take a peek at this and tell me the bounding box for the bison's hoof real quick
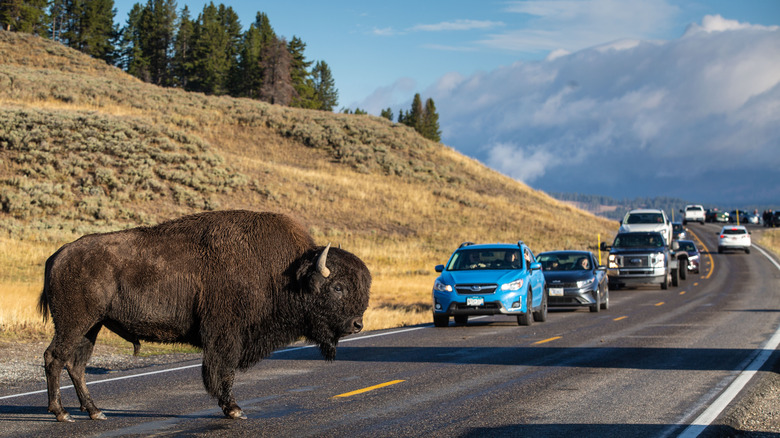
[90,411,107,420]
[56,412,74,423]
[225,408,247,420]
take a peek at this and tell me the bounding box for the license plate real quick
[466,297,484,306]
[549,288,564,297]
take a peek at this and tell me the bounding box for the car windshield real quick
[447,249,523,271]
[687,207,702,212]
[722,228,747,235]
[678,241,697,252]
[538,253,591,271]
[625,213,664,224]
[613,233,665,248]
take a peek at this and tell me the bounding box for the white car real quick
[718,225,751,254]
[619,209,673,247]
[682,205,705,225]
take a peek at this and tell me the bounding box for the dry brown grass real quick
[0,32,617,344]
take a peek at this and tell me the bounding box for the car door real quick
[525,248,545,307]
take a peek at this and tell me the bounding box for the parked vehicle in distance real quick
[432,241,547,327]
[676,240,701,274]
[718,225,751,254]
[706,209,729,223]
[537,250,608,312]
[619,209,673,248]
[681,205,706,225]
[672,222,687,241]
[728,210,750,224]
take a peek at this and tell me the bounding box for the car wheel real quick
[433,314,449,327]
[600,284,609,310]
[533,290,548,322]
[679,263,687,280]
[671,268,679,287]
[718,246,724,254]
[590,287,601,313]
[745,247,751,254]
[661,271,669,290]
[517,290,533,326]
[454,315,468,325]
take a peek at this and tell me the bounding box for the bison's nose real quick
[346,317,363,334]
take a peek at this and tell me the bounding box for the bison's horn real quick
[317,243,331,278]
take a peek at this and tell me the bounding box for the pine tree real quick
[188,3,241,95]
[61,0,118,63]
[232,22,263,98]
[405,93,423,132]
[0,0,48,35]
[288,36,318,109]
[311,60,338,111]
[422,98,441,142]
[141,0,177,86]
[171,5,194,88]
[118,3,150,81]
[49,0,67,41]
[380,108,393,121]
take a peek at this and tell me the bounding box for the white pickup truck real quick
[618,209,673,247]
[681,204,706,225]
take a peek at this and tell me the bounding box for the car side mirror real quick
[672,241,680,251]
[600,242,610,251]
[435,264,444,273]
[530,262,542,271]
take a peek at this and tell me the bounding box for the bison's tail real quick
[38,290,50,323]
[38,254,56,323]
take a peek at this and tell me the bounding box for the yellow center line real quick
[533,336,561,345]
[333,380,405,398]
[655,302,665,306]
[688,228,715,280]
[613,316,628,321]
[679,291,686,295]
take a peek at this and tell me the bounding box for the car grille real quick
[547,281,578,289]
[455,284,498,295]
[617,255,649,268]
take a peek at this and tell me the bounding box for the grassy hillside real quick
[0,31,616,338]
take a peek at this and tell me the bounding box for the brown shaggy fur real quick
[38,210,371,422]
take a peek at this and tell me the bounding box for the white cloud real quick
[427,16,780,203]
[482,0,679,53]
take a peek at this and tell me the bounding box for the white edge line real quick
[0,326,429,401]
[677,243,780,438]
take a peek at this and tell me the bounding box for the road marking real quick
[677,243,780,438]
[613,316,628,321]
[333,380,405,398]
[688,228,714,280]
[533,336,561,345]
[0,326,427,401]
[679,291,686,295]
[655,302,665,306]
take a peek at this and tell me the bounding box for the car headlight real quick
[650,254,665,266]
[689,254,699,261]
[608,254,618,269]
[576,278,595,288]
[501,279,524,291]
[433,279,453,292]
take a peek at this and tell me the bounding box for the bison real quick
[38,210,371,422]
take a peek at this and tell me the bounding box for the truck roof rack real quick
[458,242,475,248]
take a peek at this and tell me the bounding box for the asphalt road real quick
[1,223,779,437]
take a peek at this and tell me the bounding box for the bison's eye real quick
[332,284,344,298]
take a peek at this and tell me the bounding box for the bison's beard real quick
[318,339,338,361]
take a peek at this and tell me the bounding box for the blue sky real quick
[113,1,780,205]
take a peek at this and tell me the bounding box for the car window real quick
[678,242,696,251]
[447,249,522,271]
[625,213,664,224]
[538,253,590,271]
[722,228,747,235]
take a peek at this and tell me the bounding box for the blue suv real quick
[432,242,547,327]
